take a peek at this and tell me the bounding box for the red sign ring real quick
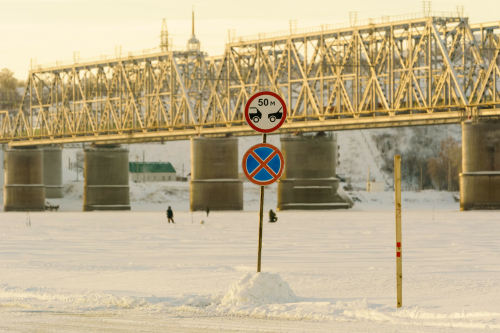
[242,143,285,186]
[244,91,287,134]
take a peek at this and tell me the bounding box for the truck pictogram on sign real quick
[244,91,287,133]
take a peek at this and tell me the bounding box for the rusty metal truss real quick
[2,14,500,146]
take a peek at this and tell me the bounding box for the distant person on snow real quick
[269,209,278,223]
[166,206,175,223]
[206,206,210,217]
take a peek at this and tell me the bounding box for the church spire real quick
[192,7,195,35]
[187,7,200,52]
[160,18,169,52]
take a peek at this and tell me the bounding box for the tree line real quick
[374,126,462,191]
[0,68,25,110]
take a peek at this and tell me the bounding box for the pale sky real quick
[1,0,499,80]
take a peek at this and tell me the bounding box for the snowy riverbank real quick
[4,178,459,213]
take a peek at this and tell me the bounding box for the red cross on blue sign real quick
[242,143,285,186]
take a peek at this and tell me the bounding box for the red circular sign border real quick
[242,143,285,186]
[244,91,288,134]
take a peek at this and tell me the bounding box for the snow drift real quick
[222,272,297,305]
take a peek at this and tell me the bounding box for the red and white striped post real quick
[395,155,402,308]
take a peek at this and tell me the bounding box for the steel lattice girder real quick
[2,16,500,146]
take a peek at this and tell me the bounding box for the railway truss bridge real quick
[1,13,500,147]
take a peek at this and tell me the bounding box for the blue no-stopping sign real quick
[242,143,285,186]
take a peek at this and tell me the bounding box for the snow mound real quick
[222,272,297,305]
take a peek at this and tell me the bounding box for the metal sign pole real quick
[257,133,267,273]
[394,155,402,308]
[243,91,286,274]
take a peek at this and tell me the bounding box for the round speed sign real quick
[244,91,287,134]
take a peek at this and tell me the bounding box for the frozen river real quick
[1,199,499,332]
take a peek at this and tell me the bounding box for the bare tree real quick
[0,68,17,90]
[375,126,461,191]
[75,151,84,181]
[0,68,23,110]
[427,137,461,191]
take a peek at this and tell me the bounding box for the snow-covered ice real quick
[1,129,498,331]
[1,193,499,332]
[222,272,297,305]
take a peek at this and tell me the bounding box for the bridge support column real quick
[460,120,500,210]
[83,145,130,211]
[190,137,243,211]
[277,134,352,210]
[43,146,63,198]
[0,145,4,188]
[3,147,45,212]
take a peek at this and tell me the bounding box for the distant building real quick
[366,181,385,192]
[129,162,176,182]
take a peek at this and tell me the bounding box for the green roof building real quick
[129,162,177,182]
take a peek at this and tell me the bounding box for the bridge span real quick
[1,13,500,146]
[1,12,500,213]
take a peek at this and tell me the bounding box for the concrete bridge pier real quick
[3,147,45,212]
[460,120,500,210]
[83,145,130,211]
[43,146,63,198]
[0,146,4,188]
[277,133,352,210]
[190,137,243,211]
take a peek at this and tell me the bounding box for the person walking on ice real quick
[166,206,175,223]
[206,206,210,217]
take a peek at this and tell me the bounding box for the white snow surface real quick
[3,128,499,332]
[222,272,297,305]
[1,195,500,332]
